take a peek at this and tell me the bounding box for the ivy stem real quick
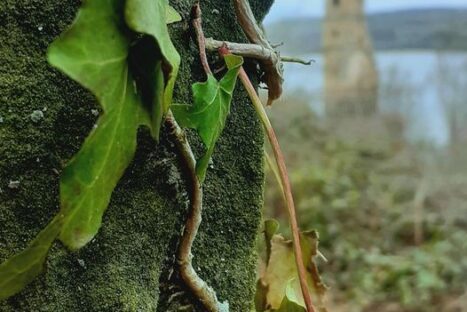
[166,110,225,312]
[218,47,316,312]
[163,5,229,311]
[192,3,213,76]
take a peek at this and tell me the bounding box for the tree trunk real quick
[0,0,272,311]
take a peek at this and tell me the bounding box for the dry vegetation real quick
[261,92,467,311]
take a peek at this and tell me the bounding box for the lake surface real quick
[280,51,467,145]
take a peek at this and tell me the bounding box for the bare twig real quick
[166,110,227,312]
[281,56,315,66]
[205,38,278,64]
[218,46,316,312]
[205,39,313,67]
[271,42,284,48]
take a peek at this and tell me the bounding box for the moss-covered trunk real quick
[0,0,272,310]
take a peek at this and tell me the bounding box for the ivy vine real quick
[0,0,326,311]
[1,0,184,300]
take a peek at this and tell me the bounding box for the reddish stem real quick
[192,3,213,76]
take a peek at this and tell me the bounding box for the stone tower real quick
[323,0,378,117]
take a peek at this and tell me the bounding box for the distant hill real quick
[265,9,467,54]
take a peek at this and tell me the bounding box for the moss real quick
[0,0,273,311]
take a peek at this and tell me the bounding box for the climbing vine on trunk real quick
[0,0,181,300]
[0,1,327,311]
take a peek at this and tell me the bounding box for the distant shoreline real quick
[289,49,467,57]
[266,8,467,54]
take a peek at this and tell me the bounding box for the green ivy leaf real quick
[264,219,280,264]
[262,231,328,311]
[172,54,243,182]
[47,0,179,250]
[166,5,182,24]
[125,0,180,112]
[0,0,180,299]
[274,280,307,312]
[0,216,62,300]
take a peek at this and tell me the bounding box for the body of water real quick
[281,51,467,145]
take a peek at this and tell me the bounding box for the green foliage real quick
[166,5,182,24]
[172,55,243,182]
[275,284,307,312]
[0,0,248,302]
[256,221,327,312]
[265,99,467,310]
[47,0,179,250]
[125,0,180,112]
[345,231,467,307]
[0,217,62,300]
[285,142,454,308]
[0,0,180,299]
[264,219,280,263]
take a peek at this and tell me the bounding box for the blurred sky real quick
[265,0,467,23]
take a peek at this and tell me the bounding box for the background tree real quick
[435,53,467,153]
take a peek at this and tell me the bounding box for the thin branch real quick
[271,42,284,48]
[205,40,314,67]
[166,110,226,312]
[281,56,315,66]
[218,46,316,312]
[205,38,278,64]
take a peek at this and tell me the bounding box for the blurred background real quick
[259,1,467,311]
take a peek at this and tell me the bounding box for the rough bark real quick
[0,0,273,311]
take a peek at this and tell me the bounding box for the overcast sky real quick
[265,0,467,23]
